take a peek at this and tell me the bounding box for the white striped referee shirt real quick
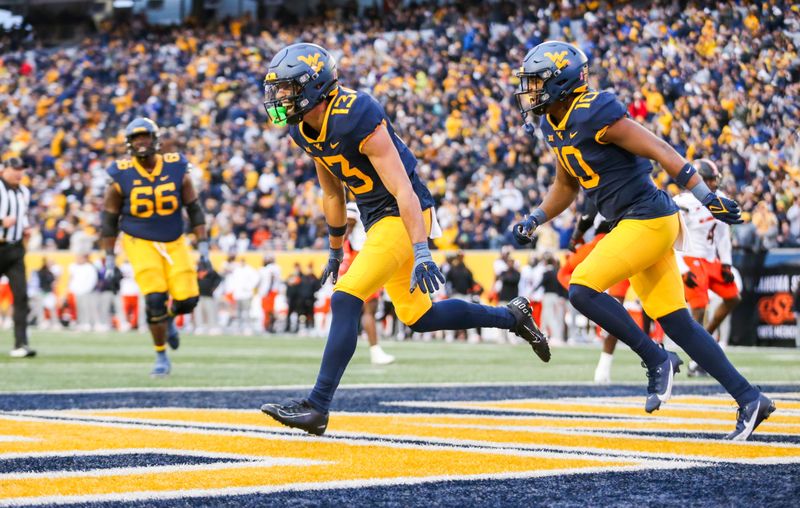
[0,178,30,243]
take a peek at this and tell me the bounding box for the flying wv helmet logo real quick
[297,53,325,73]
[544,51,570,70]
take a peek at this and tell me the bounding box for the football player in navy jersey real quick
[258,43,549,436]
[512,41,773,440]
[101,118,209,378]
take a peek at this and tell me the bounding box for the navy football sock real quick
[658,309,758,406]
[410,299,515,332]
[569,284,666,368]
[308,291,363,413]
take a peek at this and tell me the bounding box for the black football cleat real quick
[724,393,776,441]
[260,399,329,436]
[507,296,550,362]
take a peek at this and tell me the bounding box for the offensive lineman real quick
[101,118,209,377]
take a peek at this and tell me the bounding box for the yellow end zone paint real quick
[2,391,799,504]
[450,400,800,426]
[0,414,631,501]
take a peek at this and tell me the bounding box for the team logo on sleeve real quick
[544,51,570,69]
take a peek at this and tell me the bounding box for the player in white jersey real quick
[674,160,741,375]
[340,202,395,365]
[257,254,283,333]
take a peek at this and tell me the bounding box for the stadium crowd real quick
[0,0,797,257]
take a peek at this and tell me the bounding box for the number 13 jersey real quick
[288,86,434,231]
[107,153,188,242]
[539,90,677,224]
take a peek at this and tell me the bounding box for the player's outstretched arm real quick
[600,117,689,182]
[363,124,443,293]
[600,118,742,224]
[315,160,347,284]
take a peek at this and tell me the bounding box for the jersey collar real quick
[133,154,163,182]
[546,91,587,131]
[298,87,340,144]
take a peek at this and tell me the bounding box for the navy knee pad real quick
[170,296,199,316]
[145,292,169,324]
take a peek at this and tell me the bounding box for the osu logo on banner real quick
[758,292,795,325]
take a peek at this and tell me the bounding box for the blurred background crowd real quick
[0,0,797,256]
[0,0,797,337]
[14,248,593,346]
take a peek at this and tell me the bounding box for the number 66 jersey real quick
[106,153,189,242]
[539,90,677,224]
[288,86,434,231]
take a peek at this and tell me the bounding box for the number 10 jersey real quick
[539,90,677,224]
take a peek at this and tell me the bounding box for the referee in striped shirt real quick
[0,156,34,358]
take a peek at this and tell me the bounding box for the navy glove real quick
[700,193,743,225]
[513,214,541,245]
[720,263,735,283]
[409,242,445,294]
[682,271,699,289]
[320,247,343,285]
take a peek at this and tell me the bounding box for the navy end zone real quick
[1,384,798,506]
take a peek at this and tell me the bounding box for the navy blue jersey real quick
[539,90,678,223]
[289,86,434,231]
[107,153,188,242]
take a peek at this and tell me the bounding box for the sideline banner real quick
[731,249,800,347]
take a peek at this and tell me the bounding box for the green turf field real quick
[0,330,798,391]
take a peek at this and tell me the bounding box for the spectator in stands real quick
[67,254,98,332]
[257,254,282,333]
[284,263,303,333]
[195,261,222,336]
[444,251,479,342]
[117,262,139,332]
[35,258,60,330]
[539,254,567,345]
[0,1,793,257]
[298,263,320,334]
[94,257,117,332]
[227,256,258,335]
